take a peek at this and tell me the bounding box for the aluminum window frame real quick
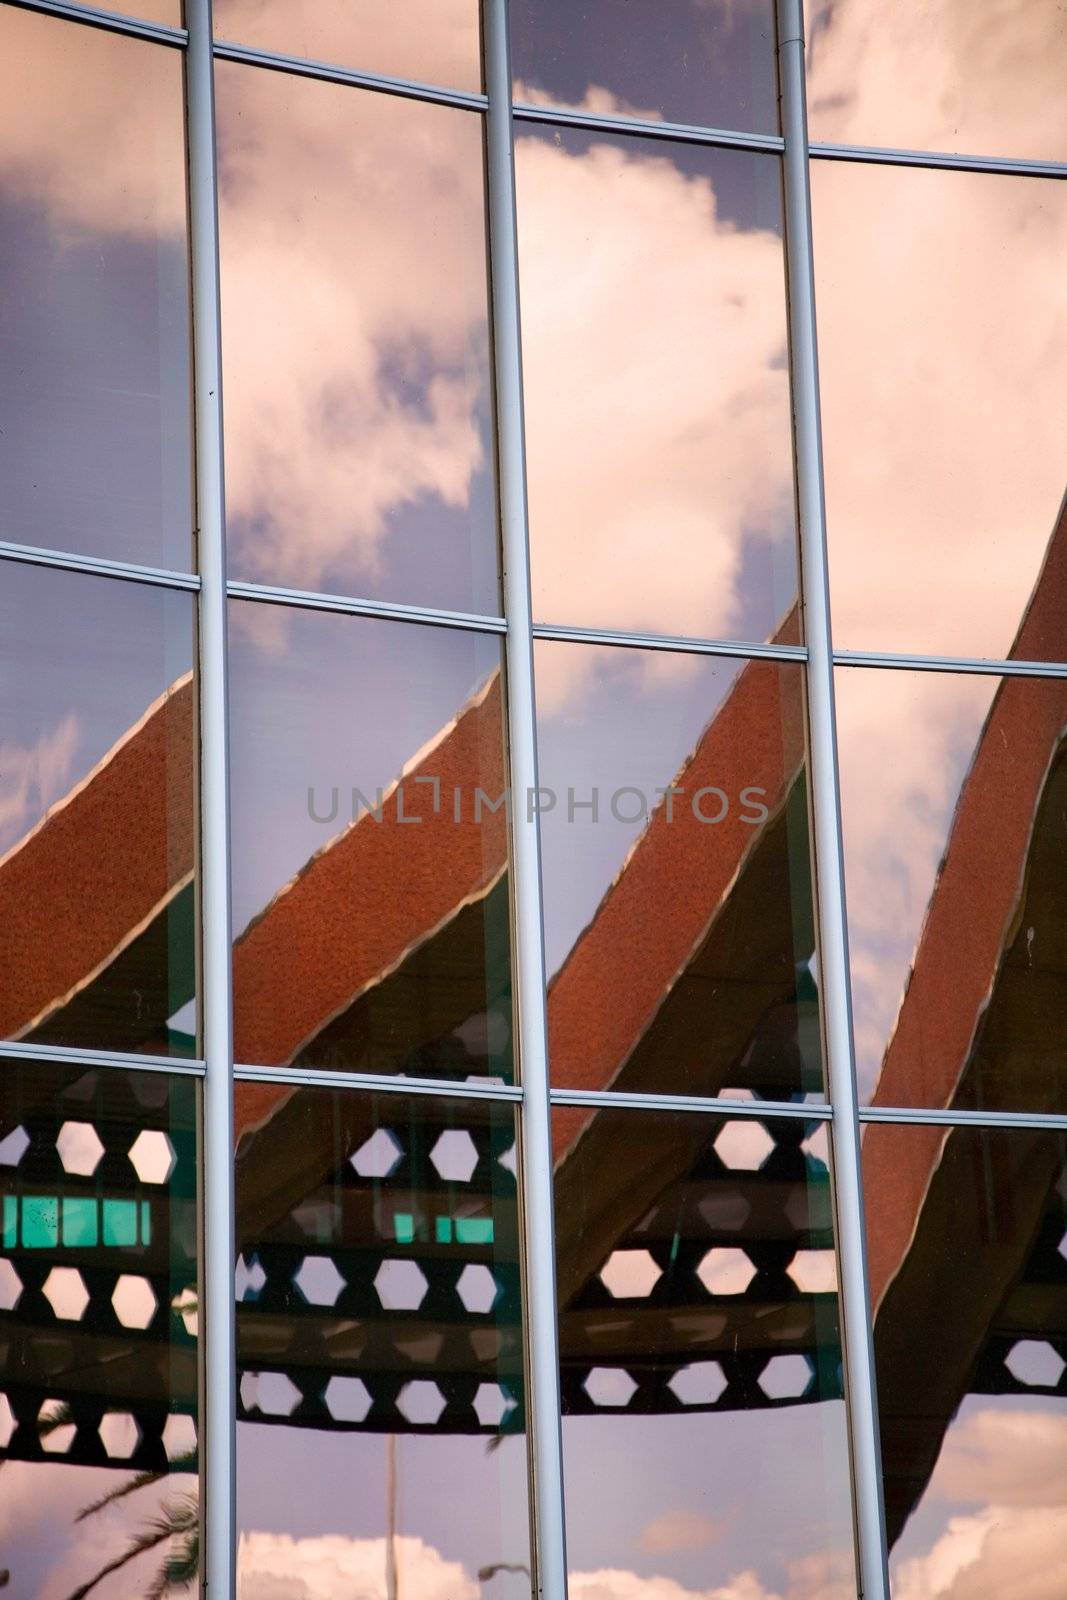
[4,0,1067,1596]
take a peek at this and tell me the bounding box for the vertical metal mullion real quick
[777,2,890,1596]
[185,3,237,1594]
[483,2,569,1596]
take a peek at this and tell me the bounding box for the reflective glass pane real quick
[808,0,1067,162]
[511,0,779,135]
[229,603,511,1080]
[235,1086,528,1597]
[837,666,1067,1110]
[0,1060,198,1594]
[213,0,482,92]
[864,1121,1067,1595]
[0,8,193,570]
[814,159,1067,660]
[555,1105,852,1593]
[536,641,822,1098]
[517,127,797,642]
[217,65,498,612]
[0,565,196,1057]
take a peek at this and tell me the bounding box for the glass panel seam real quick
[234,1065,525,1102]
[0,540,201,590]
[227,578,507,633]
[513,101,785,154]
[212,38,487,111]
[532,622,807,660]
[778,1,890,1594]
[835,649,1067,677]
[0,1040,206,1073]
[810,140,1067,180]
[3,0,186,45]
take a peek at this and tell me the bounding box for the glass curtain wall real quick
[1,2,1065,1599]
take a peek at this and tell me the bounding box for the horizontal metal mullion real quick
[550,1087,831,1119]
[213,37,487,111]
[513,99,784,154]
[834,647,1067,678]
[0,539,201,591]
[235,1063,523,1102]
[227,578,507,634]
[533,620,806,662]
[810,139,1067,181]
[860,1104,1067,1131]
[0,1039,205,1075]
[3,0,186,45]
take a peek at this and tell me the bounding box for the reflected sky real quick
[214,0,482,92]
[814,160,1067,661]
[808,0,1067,161]
[216,63,498,611]
[511,0,779,134]
[0,8,192,571]
[517,124,796,644]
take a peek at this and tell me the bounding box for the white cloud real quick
[237,1531,478,1600]
[893,1506,1067,1600]
[638,1510,729,1553]
[925,1405,1067,1510]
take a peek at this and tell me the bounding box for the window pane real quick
[217,65,498,612]
[0,1060,198,1594]
[214,0,482,93]
[837,666,1067,1110]
[517,126,797,642]
[229,603,511,1080]
[0,565,196,1058]
[0,9,193,570]
[814,159,1067,659]
[536,642,823,1099]
[235,1086,529,1597]
[808,0,1067,162]
[864,1121,1067,1595]
[511,0,779,135]
[555,1105,852,1593]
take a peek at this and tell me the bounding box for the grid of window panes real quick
[2,2,1066,1598]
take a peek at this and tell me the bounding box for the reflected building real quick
[1,2,1067,1599]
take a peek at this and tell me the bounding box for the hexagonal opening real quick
[0,1125,29,1167]
[56,1120,105,1178]
[473,1382,515,1428]
[99,1411,140,1460]
[787,1249,837,1294]
[696,1247,757,1297]
[293,1255,346,1308]
[759,1355,813,1400]
[0,1393,15,1449]
[254,1371,302,1417]
[43,1266,89,1322]
[397,1380,446,1425]
[713,1121,775,1172]
[235,1253,267,1302]
[374,1258,428,1312]
[112,1274,158,1330]
[351,1128,403,1180]
[0,1258,23,1312]
[429,1129,479,1184]
[668,1361,728,1407]
[801,1124,830,1169]
[128,1130,176,1185]
[1005,1339,1066,1388]
[39,1400,75,1454]
[582,1367,637,1408]
[162,1413,197,1463]
[324,1376,372,1424]
[456,1263,499,1314]
[599,1248,662,1300]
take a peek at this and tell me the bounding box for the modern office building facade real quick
[1,1,1066,1596]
